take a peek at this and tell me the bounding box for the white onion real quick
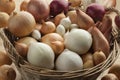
[60,17,71,30]
[64,29,92,54]
[56,49,83,71]
[27,42,55,69]
[56,24,66,36]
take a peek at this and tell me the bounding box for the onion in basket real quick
[8,11,36,37]
[0,12,9,28]
[0,51,12,66]
[64,29,92,54]
[41,33,64,55]
[109,64,120,80]
[101,73,119,80]
[27,42,55,69]
[0,65,16,80]
[27,0,50,22]
[55,49,83,71]
[0,0,15,15]
[86,3,105,22]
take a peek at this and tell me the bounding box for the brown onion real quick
[40,20,56,35]
[15,42,28,58]
[41,33,64,55]
[17,37,37,46]
[68,0,81,7]
[20,0,30,11]
[0,12,9,28]
[27,0,50,22]
[8,11,36,37]
[0,65,16,80]
[54,12,66,26]
[0,51,12,66]
[0,0,15,15]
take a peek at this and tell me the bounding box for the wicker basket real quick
[0,0,120,80]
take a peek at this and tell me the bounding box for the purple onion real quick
[50,0,69,17]
[86,3,105,22]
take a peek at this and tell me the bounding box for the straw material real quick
[0,2,120,80]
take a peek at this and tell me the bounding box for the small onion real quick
[41,33,64,55]
[0,0,15,14]
[68,0,82,7]
[31,30,41,40]
[54,12,66,26]
[15,42,28,58]
[56,24,66,36]
[17,37,37,46]
[0,65,16,80]
[0,51,12,66]
[0,12,9,28]
[27,0,50,22]
[86,3,105,22]
[60,17,71,30]
[20,0,30,11]
[50,0,69,17]
[40,20,56,35]
[8,11,36,37]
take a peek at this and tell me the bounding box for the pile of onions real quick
[27,0,50,22]
[8,11,36,37]
[0,0,15,15]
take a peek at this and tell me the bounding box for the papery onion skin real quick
[27,0,50,22]
[50,0,69,17]
[8,11,36,37]
[86,3,105,22]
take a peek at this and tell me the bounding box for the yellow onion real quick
[0,0,15,15]
[0,51,12,66]
[41,33,64,55]
[17,37,37,46]
[0,12,9,28]
[0,65,16,80]
[40,20,56,35]
[8,11,36,37]
[15,42,28,58]
[20,0,30,11]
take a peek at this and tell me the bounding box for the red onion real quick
[27,0,50,22]
[86,3,105,22]
[50,0,69,17]
[115,15,120,29]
